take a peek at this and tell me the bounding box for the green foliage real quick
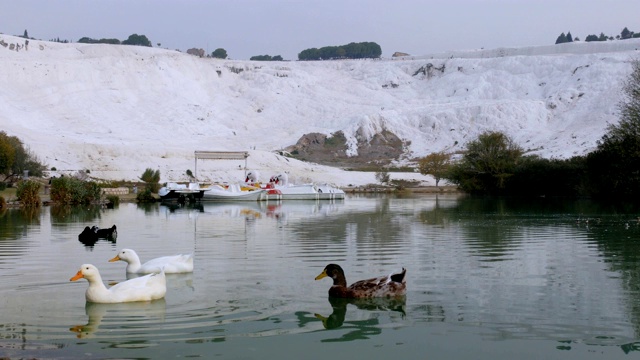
[555,32,573,44]
[16,180,41,207]
[0,133,15,176]
[298,42,382,60]
[585,34,599,42]
[211,48,228,59]
[508,156,588,197]
[106,194,120,207]
[445,131,523,194]
[0,182,6,191]
[140,168,161,193]
[122,34,152,47]
[136,187,155,203]
[0,131,46,182]
[417,152,451,187]
[78,37,121,44]
[250,54,284,61]
[585,59,640,199]
[50,176,102,204]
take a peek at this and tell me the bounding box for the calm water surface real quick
[2,194,640,359]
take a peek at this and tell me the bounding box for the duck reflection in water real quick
[70,298,166,339]
[315,296,406,331]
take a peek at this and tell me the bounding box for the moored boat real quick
[158,182,209,202]
[202,184,268,201]
[245,171,345,200]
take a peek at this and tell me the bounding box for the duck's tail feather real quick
[390,268,406,284]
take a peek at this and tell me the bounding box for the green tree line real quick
[78,33,152,47]
[250,54,284,61]
[556,27,639,44]
[298,42,382,60]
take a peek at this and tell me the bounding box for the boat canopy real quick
[194,151,250,179]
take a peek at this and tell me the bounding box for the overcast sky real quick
[3,0,639,60]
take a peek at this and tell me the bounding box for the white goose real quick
[70,264,166,303]
[109,248,194,274]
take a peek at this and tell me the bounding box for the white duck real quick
[109,248,194,274]
[70,264,166,303]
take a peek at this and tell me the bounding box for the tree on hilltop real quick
[122,34,152,47]
[211,48,228,59]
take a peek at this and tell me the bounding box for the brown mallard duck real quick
[315,264,406,299]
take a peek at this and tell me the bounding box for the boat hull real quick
[264,184,345,200]
[202,185,266,202]
[158,183,208,202]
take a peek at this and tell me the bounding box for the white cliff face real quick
[2,34,639,186]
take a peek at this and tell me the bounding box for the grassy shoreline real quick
[0,180,462,208]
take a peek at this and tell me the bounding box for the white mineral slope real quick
[1,34,639,187]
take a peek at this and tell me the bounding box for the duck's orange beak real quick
[315,269,328,280]
[108,255,120,262]
[70,270,84,281]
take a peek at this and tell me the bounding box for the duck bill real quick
[315,270,328,280]
[108,255,120,262]
[70,271,84,281]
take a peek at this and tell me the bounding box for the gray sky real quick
[3,0,639,60]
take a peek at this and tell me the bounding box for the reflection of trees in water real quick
[426,196,640,262]
[425,195,640,341]
[0,207,43,241]
[50,204,102,223]
[584,218,640,338]
[137,202,161,215]
[289,197,409,250]
[416,196,451,227]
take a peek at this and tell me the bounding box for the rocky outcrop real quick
[284,130,408,169]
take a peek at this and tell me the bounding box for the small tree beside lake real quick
[417,151,451,187]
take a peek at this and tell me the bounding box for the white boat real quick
[158,182,209,202]
[202,184,267,201]
[245,171,345,201]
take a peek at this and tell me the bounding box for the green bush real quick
[50,176,102,204]
[445,131,523,194]
[106,195,120,207]
[140,168,161,193]
[508,156,588,197]
[0,182,6,191]
[16,180,41,207]
[136,187,156,203]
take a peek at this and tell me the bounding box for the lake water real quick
[1,194,640,359]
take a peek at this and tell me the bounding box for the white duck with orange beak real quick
[70,264,166,303]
